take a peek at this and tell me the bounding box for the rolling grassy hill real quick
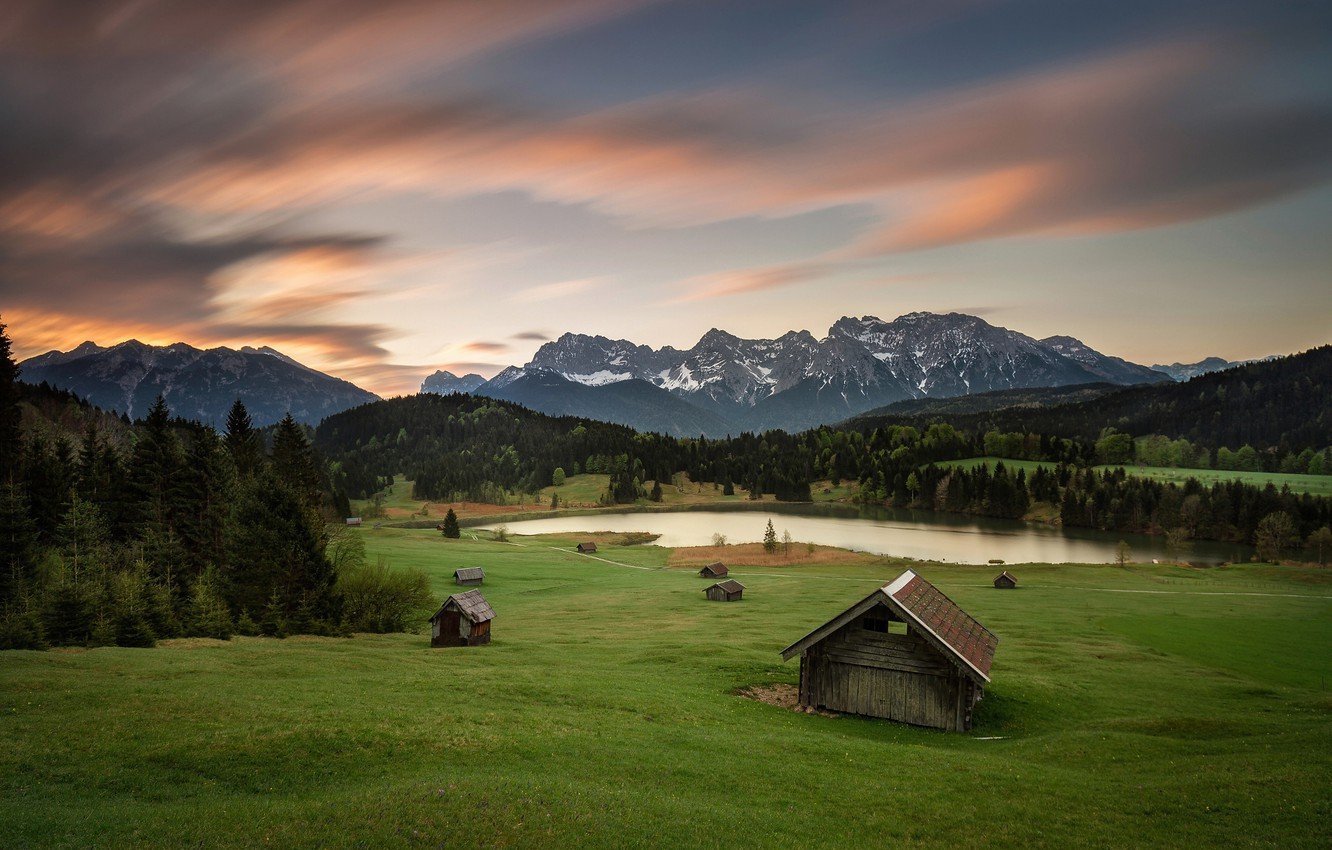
[2,527,1329,847]
[943,457,1332,497]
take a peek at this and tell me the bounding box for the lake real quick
[478,504,1248,565]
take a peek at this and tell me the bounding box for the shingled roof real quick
[708,579,745,594]
[779,570,997,682]
[430,589,496,624]
[453,567,484,582]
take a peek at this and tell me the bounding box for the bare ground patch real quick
[736,683,839,716]
[668,542,879,569]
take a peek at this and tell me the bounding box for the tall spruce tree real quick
[177,428,233,580]
[224,398,262,478]
[127,396,184,535]
[0,482,38,606]
[0,319,20,480]
[270,413,322,508]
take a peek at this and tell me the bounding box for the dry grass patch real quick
[667,542,879,569]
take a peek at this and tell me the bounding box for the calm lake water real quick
[479,504,1248,565]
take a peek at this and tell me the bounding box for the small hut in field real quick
[699,562,728,579]
[576,542,598,554]
[429,590,495,647]
[344,517,362,526]
[780,570,997,732]
[704,579,744,602]
[453,567,484,586]
[993,571,1017,589]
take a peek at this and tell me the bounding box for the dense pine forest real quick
[854,346,1332,457]
[0,321,433,650]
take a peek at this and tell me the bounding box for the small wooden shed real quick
[704,579,744,602]
[576,542,598,554]
[344,517,362,526]
[699,562,728,578]
[429,590,495,647]
[780,570,997,732]
[453,567,484,586]
[993,571,1017,589]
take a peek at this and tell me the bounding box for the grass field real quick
[2,528,1330,848]
[947,457,1332,496]
[1095,464,1332,497]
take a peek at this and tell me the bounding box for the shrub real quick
[338,556,436,633]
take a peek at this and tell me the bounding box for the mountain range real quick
[19,340,378,427]
[425,312,1180,436]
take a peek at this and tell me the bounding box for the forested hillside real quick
[0,320,432,651]
[853,346,1332,452]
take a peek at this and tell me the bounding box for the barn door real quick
[441,610,461,644]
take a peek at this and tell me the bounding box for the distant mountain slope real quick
[478,369,737,437]
[852,346,1332,450]
[1041,336,1172,384]
[476,312,1174,435]
[1148,356,1269,381]
[420,370,486,394]
[19,340,378,426]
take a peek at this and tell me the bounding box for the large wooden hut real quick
[780,570,997,732]
[699,562,728,579]
[576,542,598,554]
[429,590,495,647]
[453,567,484,586]
[993,571,1017,589]
[704,579,744,602]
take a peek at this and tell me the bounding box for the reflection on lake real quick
[479,504,1247,565]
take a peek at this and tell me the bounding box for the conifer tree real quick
[177,428,232,577]
[224,398,263,478]
[763,519,777,554]
[270,413,322,508]
[0,318,21,479]
[441,508,461,538]
[127,395,184,535]
[0,482,38,605]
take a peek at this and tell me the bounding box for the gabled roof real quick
[707,579,745,594]
[700,562,728,575]
[430,589,495,624]
[779,570,997,683]
[994,570,1016,583]
[453,567,485,581]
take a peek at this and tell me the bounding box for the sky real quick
[2,0,1330,396]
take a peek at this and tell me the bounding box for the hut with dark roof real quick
[699,562,728,579]
[993,571,1017,589]
[704,579,744,602]
[453,567,484,586]
[576,542,598,554]
[429,590,495,647]
[779,570,997,732]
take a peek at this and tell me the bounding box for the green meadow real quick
[946,457,1332,496]
[2,527,1330,848]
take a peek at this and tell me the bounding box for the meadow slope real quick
[2,528,1330,848]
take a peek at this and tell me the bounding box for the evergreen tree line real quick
[315,390,1332,555]
[1,317,435,649]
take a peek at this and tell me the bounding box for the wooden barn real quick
[704,579,744,602]
[576,542,598,554]
[780,570,997,732]
[993,571,1017,589]
[429,590,495,647]
[344,517,362,526]
[453,567,484,586]
[699,562,728,578]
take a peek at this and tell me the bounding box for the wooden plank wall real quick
[797,621,973,731]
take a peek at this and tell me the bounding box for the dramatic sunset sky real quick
[2,0,1330,395]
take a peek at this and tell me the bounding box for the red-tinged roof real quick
[887,572,997,679]
[780,570,997,683]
